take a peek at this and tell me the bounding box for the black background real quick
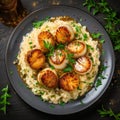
[0,0,120,120]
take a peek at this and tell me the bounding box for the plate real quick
[5,6,115,115]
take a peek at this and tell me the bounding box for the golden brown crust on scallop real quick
[40,69,58,88]
[38,31,55,52]
[56,26,71,43]
[67,40,87,58]
[59,73,79,91]
[26,49,45,70]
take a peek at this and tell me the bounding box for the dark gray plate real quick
[5,6,115,115]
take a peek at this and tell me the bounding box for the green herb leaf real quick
[91,33,102,39]
[33,17,50,28]
[98,106,120,120]
[83,33,88,41]
[83,0,120,51]
[67,53,75,64]
[87,44,94,51]
[63,64,73,72]
[43,41,54,57]
[56,43,65,49]
[49,64,55,70]
[59,101,65,106]
[95,65,107,89]
[0,85,11,114]
[99,39,105,44]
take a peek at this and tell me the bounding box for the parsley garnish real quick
[75,25,81,33]
[83,33,88,41]
[33,17,50,28]
[49,64,55,70]
[83,0,120,51]
[91,33,102,39]
[56,43,65,49]
[0,85,11,114]
[98,106,120,120]
[67,53,75,64]
[63,64,73,72]
[99,39,105,44]
[49,104,55,108]
[95,65,107,89]
[59,101,65,106]
[87,44,94,51]
[43,41,54,57]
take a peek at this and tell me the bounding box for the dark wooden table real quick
[0,0,120,120]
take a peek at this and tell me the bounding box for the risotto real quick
[16,16,101,104]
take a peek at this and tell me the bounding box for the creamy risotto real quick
[16,16,100,104]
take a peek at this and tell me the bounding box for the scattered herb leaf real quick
[67,53,75,64]
[59,101,65,106]
[49,64,55,70]
[43,41,54,57]
[33,17,50,28]
[91,33,102,39]
[49,104,55,108]
[0,85,11,114]
[98,106,120,120]
[87,44,94,51]
[83,33,88,41]
[56,43,65,49]
[83,0,120,51]
[95,65,107,89]
[63,64,73,72]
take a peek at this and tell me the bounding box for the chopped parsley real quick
[49,104,55,108]
[87,44,94,51]
[63,64,73,72]
[56,43,65,49]
[29,41,32,44]
[59,101,65,106]
[49,64,55,70]
[67,53,75,64]
[75,25,81,33]
[95,65,107,89]
[43,41,54,57]
[83,33,88,41]
[33,17,50,28]
[91,33,102,39]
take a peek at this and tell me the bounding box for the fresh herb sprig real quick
[43,41,54,57]
[63,64,73,72]
[33,17,50,28]
[0,85,11,114]
[98,106,120,120]
[83,0,120,51]
[95,65,107,88]
[67,53,75,64]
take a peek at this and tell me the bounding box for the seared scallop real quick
[67,40,87,58]
[56,24,74,43]
[37,68,58,88]
[26,49,45,70]
[59,73,79,91]
[49,49,68,69]
[74,56,92,75]
[38,31,55,52]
